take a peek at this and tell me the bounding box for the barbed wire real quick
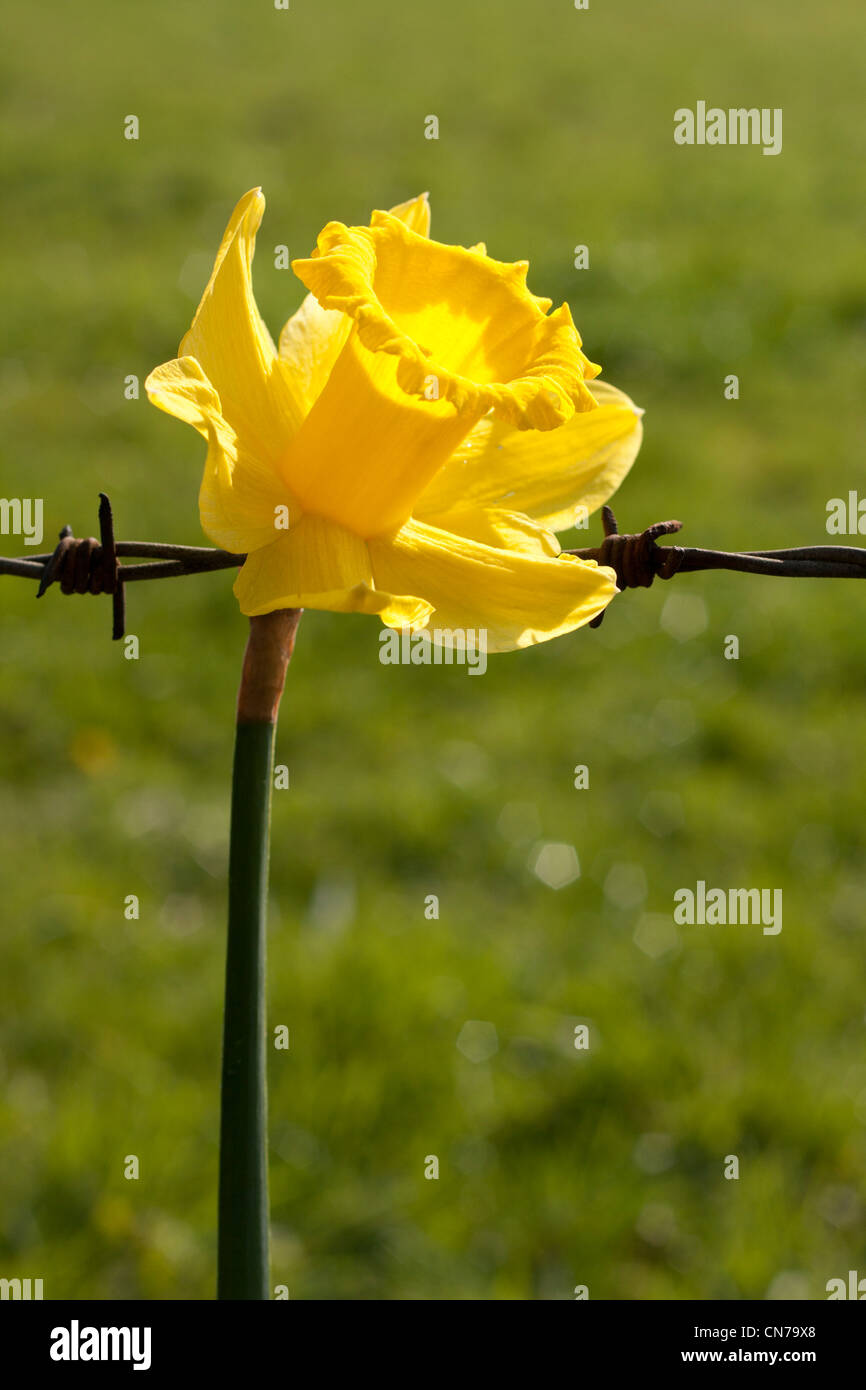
[3,494,866,640]
[564,505,866,627]
[1,495,243,638]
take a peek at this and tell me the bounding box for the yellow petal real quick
[145,356,293,554]
[414,379,644,532]
[368,517,616,653]
[278,193,432,409]
[145,355,222,441]
[233,514,433,625]
[285,213,600,538]
[277,294,351,413]
[181,188,306,459]
[417,505,561,558]
[386,191,431,238]
[464,242,551,312]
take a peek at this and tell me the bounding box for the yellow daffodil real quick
[146,190,643,651]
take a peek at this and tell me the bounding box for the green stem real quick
[217,609,301,1300]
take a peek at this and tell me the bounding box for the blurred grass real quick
[2,0,866,1299]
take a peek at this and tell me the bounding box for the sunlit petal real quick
[234,514,433,625]
[181,189,306,459]
[145,356,292,553]
[368,517,616,652]
[416,379,643,531]
[416,504,561,557]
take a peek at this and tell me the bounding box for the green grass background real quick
[2,0,866,1299]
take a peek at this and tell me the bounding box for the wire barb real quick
[7,494,866,644]
[564,507,866,630]
[34,493,125,638]
[3,494,245,641]
[567,506,685,628]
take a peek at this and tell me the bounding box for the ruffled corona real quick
[292,213,599,427]
[284,214,601,538]
[146,189,644,652]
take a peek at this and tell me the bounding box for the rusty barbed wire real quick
[4,494,866,641]
[565,504,866,627]
[1,494,244,638]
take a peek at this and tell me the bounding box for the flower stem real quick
[218,608,301,1300]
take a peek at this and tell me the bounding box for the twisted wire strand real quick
[5,494,866,642]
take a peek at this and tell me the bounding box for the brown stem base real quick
[236,609,303,725]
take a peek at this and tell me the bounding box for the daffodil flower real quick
[146,191,643,651]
